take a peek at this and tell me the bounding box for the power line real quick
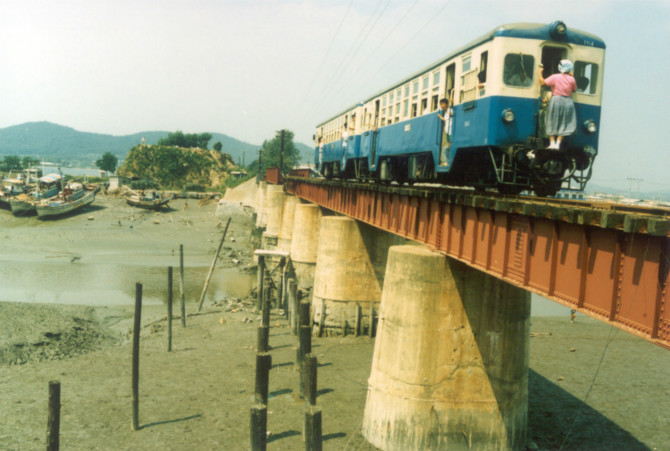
[289,0,355,125]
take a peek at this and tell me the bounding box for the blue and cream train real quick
[314,21,605,196]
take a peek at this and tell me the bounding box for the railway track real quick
[285,176,670,236]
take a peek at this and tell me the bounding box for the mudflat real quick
[1,194,668,450]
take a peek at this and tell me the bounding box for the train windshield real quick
[574,61,599,94]
[503,53,535,87]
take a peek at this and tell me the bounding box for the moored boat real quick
[125,191,173,210]
[35,184,99,219]
[9,173,62,216]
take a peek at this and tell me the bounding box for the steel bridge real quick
[284,176,670,349]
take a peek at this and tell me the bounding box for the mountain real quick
[0,121,312,168]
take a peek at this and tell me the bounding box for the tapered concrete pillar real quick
[255,181,267,228]
[290,204,322,289]
[277,195,298,252]
[363,245,530,451]
[262,184,285,249]
[312,217,381,336]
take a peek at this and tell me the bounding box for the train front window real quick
[574,61,599,94]
[503,53,534,87]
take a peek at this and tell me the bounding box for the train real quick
[313,21,605,197]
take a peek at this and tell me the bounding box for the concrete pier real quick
[262,184,285,249]
[289,204,322,289]
[363,245,530,451]
[311,217,382,336]
[255,181,267,229]
[277,195,298,252]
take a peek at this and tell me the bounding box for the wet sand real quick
[0,194,669,450]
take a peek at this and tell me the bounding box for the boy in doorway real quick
[437,98,452,166]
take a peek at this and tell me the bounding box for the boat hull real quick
[36,189,98,219]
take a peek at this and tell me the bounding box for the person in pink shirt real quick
[538,59,577,149]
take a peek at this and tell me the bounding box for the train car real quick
[314,21,605,196]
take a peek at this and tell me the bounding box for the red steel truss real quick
[285,178,670,349]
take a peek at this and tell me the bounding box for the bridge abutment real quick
[363,245,530,450]
[289,203,322,290]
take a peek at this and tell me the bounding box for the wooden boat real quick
[125,191,173,210]
[36,184,99,219]
[9,173,62,216]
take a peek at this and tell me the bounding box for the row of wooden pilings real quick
[254,181,533,451]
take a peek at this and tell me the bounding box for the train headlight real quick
[550,21,567,40]
[583,120,597,134]
[501,109,515,123]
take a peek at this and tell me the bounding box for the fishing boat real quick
[0,173,28,209]
[125,190,173,210]
[35,183,99,219]
[9,173,62,216]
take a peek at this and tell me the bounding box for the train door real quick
[539,46,568,137]
[371,99,380,166]
[440,63,455,164]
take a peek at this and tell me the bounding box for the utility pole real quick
[256,149,263,183]
[279,129,285,175]
[626,177,643,199]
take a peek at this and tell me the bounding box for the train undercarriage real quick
[320,144,595,198]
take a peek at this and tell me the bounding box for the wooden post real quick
[354,303,361,337]
[179,244,186,327]
[250,404,267,451]
[299,301,310,327]
[256,255,265,311]
[197,217,231,312]
[257,326,269,353]
[255,353,272,405]
[46,380,60,451]
[262,286,271,327]
[304,354,317,407]
[167,266,173,352]
[298,325,311,398]
[279,258,287,318]
[368,304,374,338]
[318,298,325,338]
[288,278,298,336]
[305,407,322,451]
[131,283,142,431]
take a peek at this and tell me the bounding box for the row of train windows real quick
[320,54,599,142]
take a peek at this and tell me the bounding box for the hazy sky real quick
[1,0,668,190]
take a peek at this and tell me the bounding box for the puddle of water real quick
[0,260,256,306]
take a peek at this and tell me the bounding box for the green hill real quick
[0,121,314,168]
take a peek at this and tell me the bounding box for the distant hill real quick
[0,121,312,168]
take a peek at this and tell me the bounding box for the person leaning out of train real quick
[538,59,577,150]
[437,98,453,166]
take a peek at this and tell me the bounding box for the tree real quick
[21,156,40,169]
[1,156,22,171]
[257,129,300,176]
[213,141,223,152]
[157,131,212,149]
[96,152,118,174]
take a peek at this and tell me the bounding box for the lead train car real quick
[314,21,605,197]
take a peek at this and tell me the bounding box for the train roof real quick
[317,21,605,127]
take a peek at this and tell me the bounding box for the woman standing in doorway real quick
[538,59,577,149]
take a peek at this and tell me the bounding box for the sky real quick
[1,0,669,190]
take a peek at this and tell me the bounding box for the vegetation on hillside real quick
[157,131,213,149]
[0,155,41,172]
[117,145,236,191]
[247,129,300,177]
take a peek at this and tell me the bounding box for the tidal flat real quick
[0,194,668,450]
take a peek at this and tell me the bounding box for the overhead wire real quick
[309,0,392,120]
[311,0,420,120]
[289,0,355,125]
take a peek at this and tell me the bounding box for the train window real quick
[462,54,472,72]
[422,76,429,91]
[431,95,438,111]
[382,96,387,107]
[404,84,410,97]
[411,103,418,118]
[403,100,409,117]
[433,70,440,86]
[396,88,402,99]
[390,91,394,103]
[479,51,488,83]
[574,61,599,94]
[503,53,534,87]
[413,80,419,95]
